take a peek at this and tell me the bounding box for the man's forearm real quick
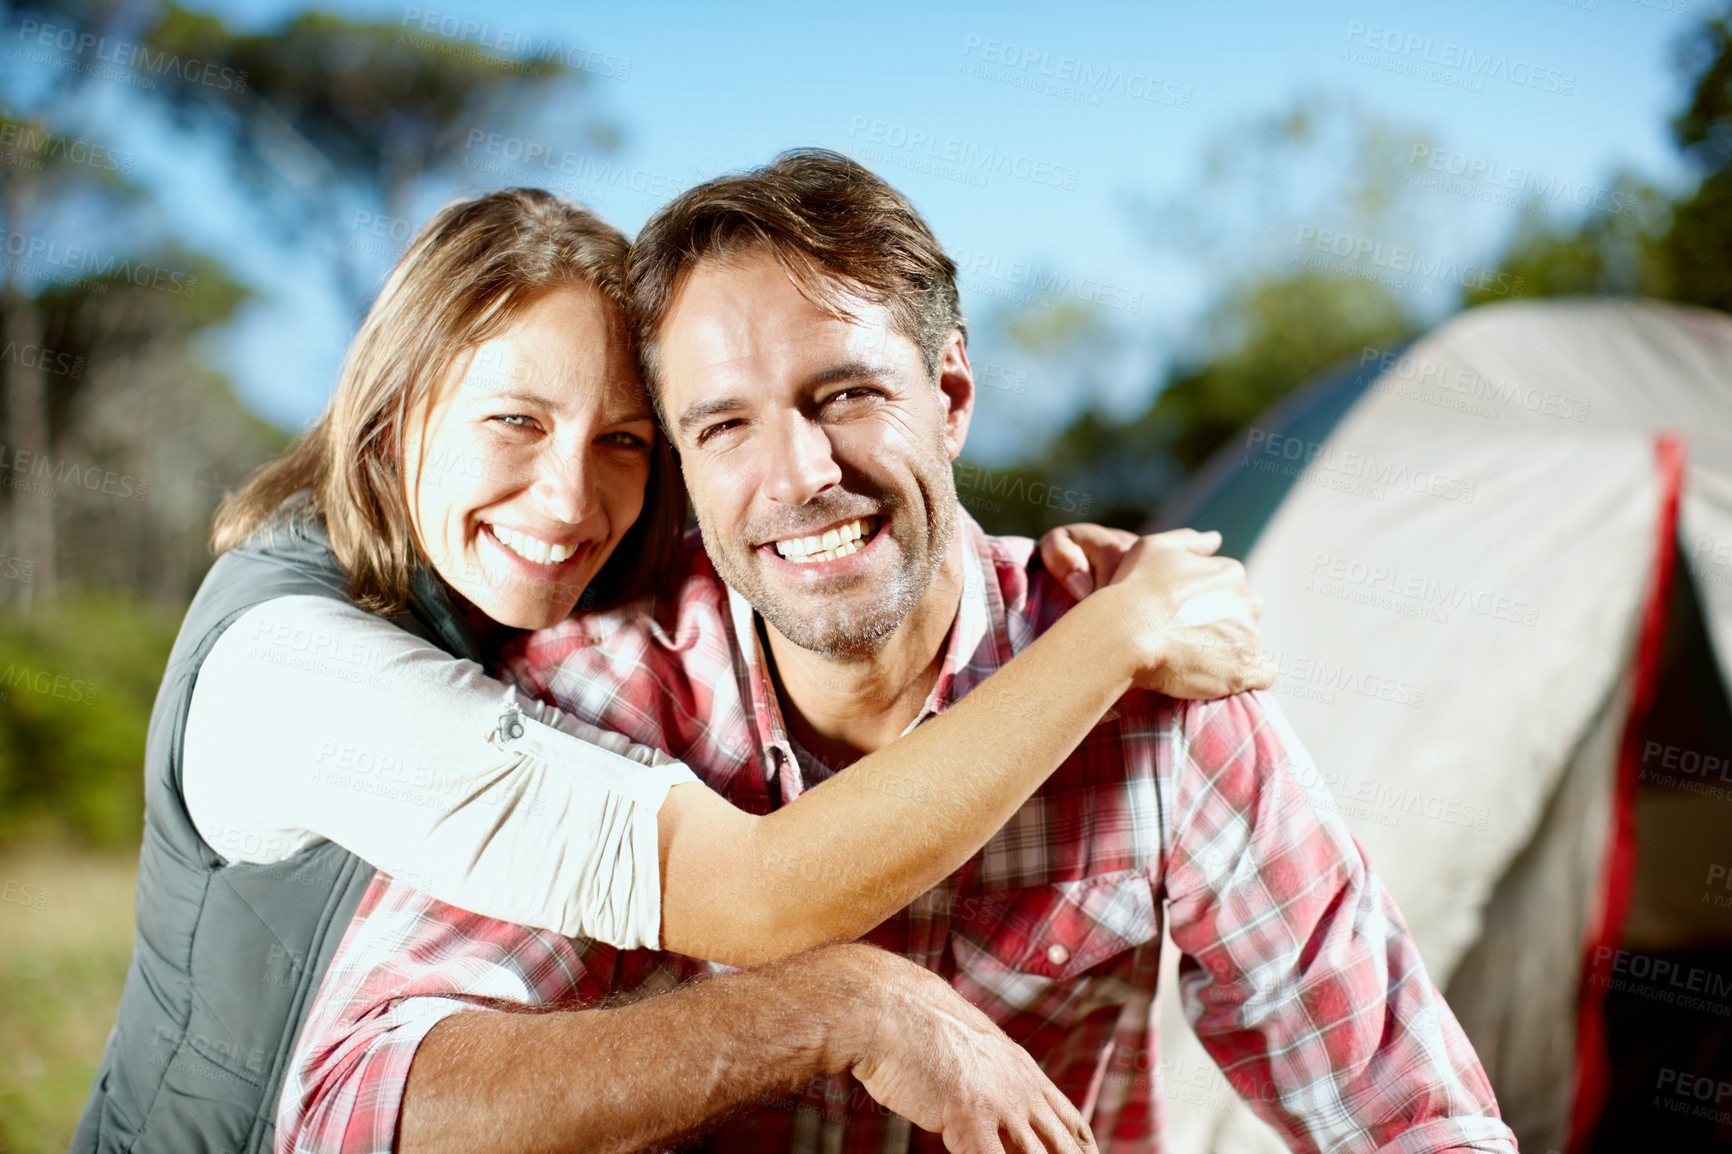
[398,944,877,1154]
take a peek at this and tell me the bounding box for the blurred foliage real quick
[140,3,601,313]
[0,594,177,848]
[972,91,1427,535]
[1469,8,1732,315]
[1461,175,1675,306]
[1661,10,1732,311]
[1111,271,1412,478]
[962,270,1413,536]
[28,253,291,600]
[0,9,623,1139]
[973,5,1732,540]
[0,248,283,603]
[6,0,604,312]
[0,0,597,846]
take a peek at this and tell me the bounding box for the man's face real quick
[657,251,974,657]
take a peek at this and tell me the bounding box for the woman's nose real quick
[529,443,600,526]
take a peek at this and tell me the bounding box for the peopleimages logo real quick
[16,19,248,93]
[0,444,148,503]
[1306,550,1541,627]
[846,118,1080,190]
[1342,22,1576,95]
[958,35,1192,109]
[1,338,84,381]
[399,8,631,78]
[953,461,1091,515]
[1407,144,1639,219]
[1693,537,1732,588]
[1359,347,1591,423]
[1,877,48,911]
[951,249,1143,314]
[1,230,198,297]
[1244,427,1478,505]
[0,663,99,704]
[1655,1068,1732,1127]
[1294,226,1525,299]
[0,122,133,175]
[461,130,685,199]
[1262,647,1427,710]
[1588,947,1732,1017]
[976,362,1030,395]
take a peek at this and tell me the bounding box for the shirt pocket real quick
[949,868,1157,984]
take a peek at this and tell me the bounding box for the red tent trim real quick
[1568,432,1687,1152]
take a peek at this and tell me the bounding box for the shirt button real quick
[1046,943,1070,966]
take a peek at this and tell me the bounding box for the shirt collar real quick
[723,508,1011,800]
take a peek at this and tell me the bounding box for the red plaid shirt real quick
[277,513,1515,1154]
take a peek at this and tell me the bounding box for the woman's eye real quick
[603,431,649,449]
[493,414,535,430]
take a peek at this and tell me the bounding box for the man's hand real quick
[840,949,1097,1154]
[401,941,1093,1154]
[1098,535,1276,699]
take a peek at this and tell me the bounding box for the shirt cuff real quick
[284,996,474,1154]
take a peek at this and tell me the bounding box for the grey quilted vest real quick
[71,508,485,1154]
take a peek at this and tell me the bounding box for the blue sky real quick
[21,0,1706,462]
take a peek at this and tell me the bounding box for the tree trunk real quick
[2,287,57,606]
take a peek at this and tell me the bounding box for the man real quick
[277,150,1517,1153]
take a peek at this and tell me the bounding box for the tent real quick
[1144,298,1732,1153]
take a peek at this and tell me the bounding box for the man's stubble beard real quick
[700,437,959,660]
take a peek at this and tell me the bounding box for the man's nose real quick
[761,414,843,506]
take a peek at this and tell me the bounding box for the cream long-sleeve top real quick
[181,594,697,949]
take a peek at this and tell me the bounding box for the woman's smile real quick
[484,522,591,566]
[403,286,655,631]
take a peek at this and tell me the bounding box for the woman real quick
[74,189,1269,1154]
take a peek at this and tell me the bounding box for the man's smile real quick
[766,515,883,565]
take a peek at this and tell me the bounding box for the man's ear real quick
[935,331,975,462]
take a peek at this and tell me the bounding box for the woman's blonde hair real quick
[212,188,686,615]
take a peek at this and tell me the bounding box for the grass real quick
[0,593,177,1150]
[0,845,139,1154]
[0,594,181,851]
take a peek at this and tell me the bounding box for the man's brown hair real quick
[626,148,965,422]
[212,188,686,614]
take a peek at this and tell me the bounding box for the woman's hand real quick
[662,519,1275,966]
[1039,522,1225,600]
[1077,530,1275,700]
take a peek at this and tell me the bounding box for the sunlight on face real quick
[401,287,657,631]
[658,252,967,656]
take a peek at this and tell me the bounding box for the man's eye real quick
[603,431,649,449]
[697,420,741,446]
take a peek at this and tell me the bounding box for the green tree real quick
[0,109,137,602]
[1460,174,1672,307]
[1657,9,1732,311]
[994,271,1412,533]
[1466,4,1732,312]
[7,0,605,316]
[139,3,603,315]
[979,95,1424,533]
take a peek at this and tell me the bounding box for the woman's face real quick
[402,286,657,631]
